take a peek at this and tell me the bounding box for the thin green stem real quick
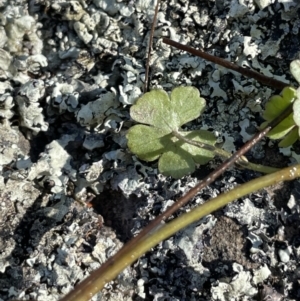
[60,164,300,301]
[59,103,294,301]
[172,130,279,174]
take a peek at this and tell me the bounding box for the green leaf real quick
[178,130,216,164]
[127,86,216,178]
[127,125,172,161]
[159,148,195,179]
[263,87,296,121]
[170,86,206,127]
[282,85,297,101]
[157,130,216,178]
[261,86,298,145]
[263,95,287,121]
[130,89,175,132]
[266,115,295,140]
[278,126,298,147]
[130,87,206,133]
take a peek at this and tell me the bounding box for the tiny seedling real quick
[58,63,300,301]
[57,59,300,301]
[127,86,216,178]
[127,86,280,177]
[37,5,300,300]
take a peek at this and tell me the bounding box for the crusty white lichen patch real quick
[0,121,20,165]
[76,90,119,127]
[211,263,257,301]
[27,136,77,194]
[1,0,300,300]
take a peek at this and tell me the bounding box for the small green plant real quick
[126,86,216,178]
[55,51,300,301]
[261,86,297,147]
[127,86,280,178]
[12,0,300,297]
[259,60,300,148]
[57,49,300,301]
[57,71,300,301]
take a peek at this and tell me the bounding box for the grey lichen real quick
[1,0,300,300]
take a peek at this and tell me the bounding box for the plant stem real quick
[144,0,161,92]
[162,38,289,91]
[172,130,279,174]
[59,103,293,301]
[60,163,300,301]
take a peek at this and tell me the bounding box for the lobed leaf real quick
[158,130,216,178]
[177,130,216,165]
[127,86,216,178]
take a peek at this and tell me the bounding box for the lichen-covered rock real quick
[5,14,43,54]
[50,82,79,113]
[0,121,22,165]
[0,92,14,119]
[15,80,48,133]
[73,20,93,44]
[0,48,12,72]
[27,135,77,193]
[76,91,118,126]
[1,0,299,300]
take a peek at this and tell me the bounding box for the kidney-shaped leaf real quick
[127,87,216,178]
